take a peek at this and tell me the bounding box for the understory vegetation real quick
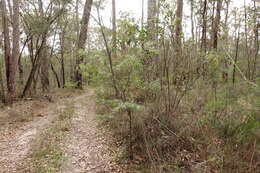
[94,47,260,172]
[0,0,259,172]
[89,2,259,172]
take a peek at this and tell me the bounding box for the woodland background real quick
[0,0,259,172]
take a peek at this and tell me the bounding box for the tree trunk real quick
[70,0,80,82]
[11,0,20,94]
[210,1,216,49]
[1,0,20,101]
[75,0,93,89]
[0,64,5,103]
[175,0,183,54]
[112,0,117,59]
[223,0,230,45]
[147,0,157,41]
[252,0,259,80]
[0,33,5,103]
[38,0,50,92]
[190,0,195,42]
[60,26,67,88]
[40,41,50,92]
[51,63,61,88]
[244,0,250,79]
[61,52,66,88]
[1,0,11,91]
[201,0,207,52]
[18,37,30,87]
[233,20,240,84]
[22,36,46,97]
[212,0,222,50]
[146,0,158,82]
[141,0,144,30]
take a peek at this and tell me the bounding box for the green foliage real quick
[203,82,260,143]
[96,114,115,121]
[211,114,259,142]
[97,96,143,115]
[115,54,144,97]
[117,16,140,49]
[77,49,87,60]
[87,3,260,171]
[24,15,50,35]
[64,81,77,88]
[205,51,225,80]
[112,102,144,113]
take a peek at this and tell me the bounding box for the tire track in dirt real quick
[0,95,82,173]
[60,91,123,173]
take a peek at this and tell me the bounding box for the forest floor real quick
[0,90,124,173]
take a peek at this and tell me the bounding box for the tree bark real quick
[40,41,50,92]
[190,0,195,42]
[201,0,207,52]
[175,0,183,54]
[0,33,5,102]
[51,63,61,88]
[244,0,250,79]
[210,1,216,49]
[1,0,11,92]
[212,0,222,50]
[141,0,144,30]
[112,0,117,59]
[1,0,20,101]
[233,19,240,84]
[38,0,50,92]
[0,63,5,103]
[60,23,67,88]
[75,0,93,89]
[17,37,30,86]
[22,37,46,97]
[252,0,259,80]
[147,0,157,41]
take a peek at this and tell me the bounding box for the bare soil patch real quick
[0,90,124,173]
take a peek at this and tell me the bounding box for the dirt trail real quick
[0,91,122,173]
[0,95,72,173]
[60,91,121,173]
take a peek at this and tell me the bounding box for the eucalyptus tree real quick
[0,55,5,103]
[145,0,158,82]
[112,0,117,59]
[190,0,195,42]
[211,0,222,50]
[75,0,93,88]
[252,0,259,80]
[21,0,70,97]
[1,0,20,102]
[201,0,207,52]
[147,0,157,41]
[38,0,50,92]
[175,0,183,54]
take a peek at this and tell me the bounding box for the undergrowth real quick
[95,78,260,172]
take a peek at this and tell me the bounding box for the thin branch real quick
[225,49,258,88]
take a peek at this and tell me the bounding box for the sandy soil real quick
[60,91,123,173]
[0,91,123,173]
